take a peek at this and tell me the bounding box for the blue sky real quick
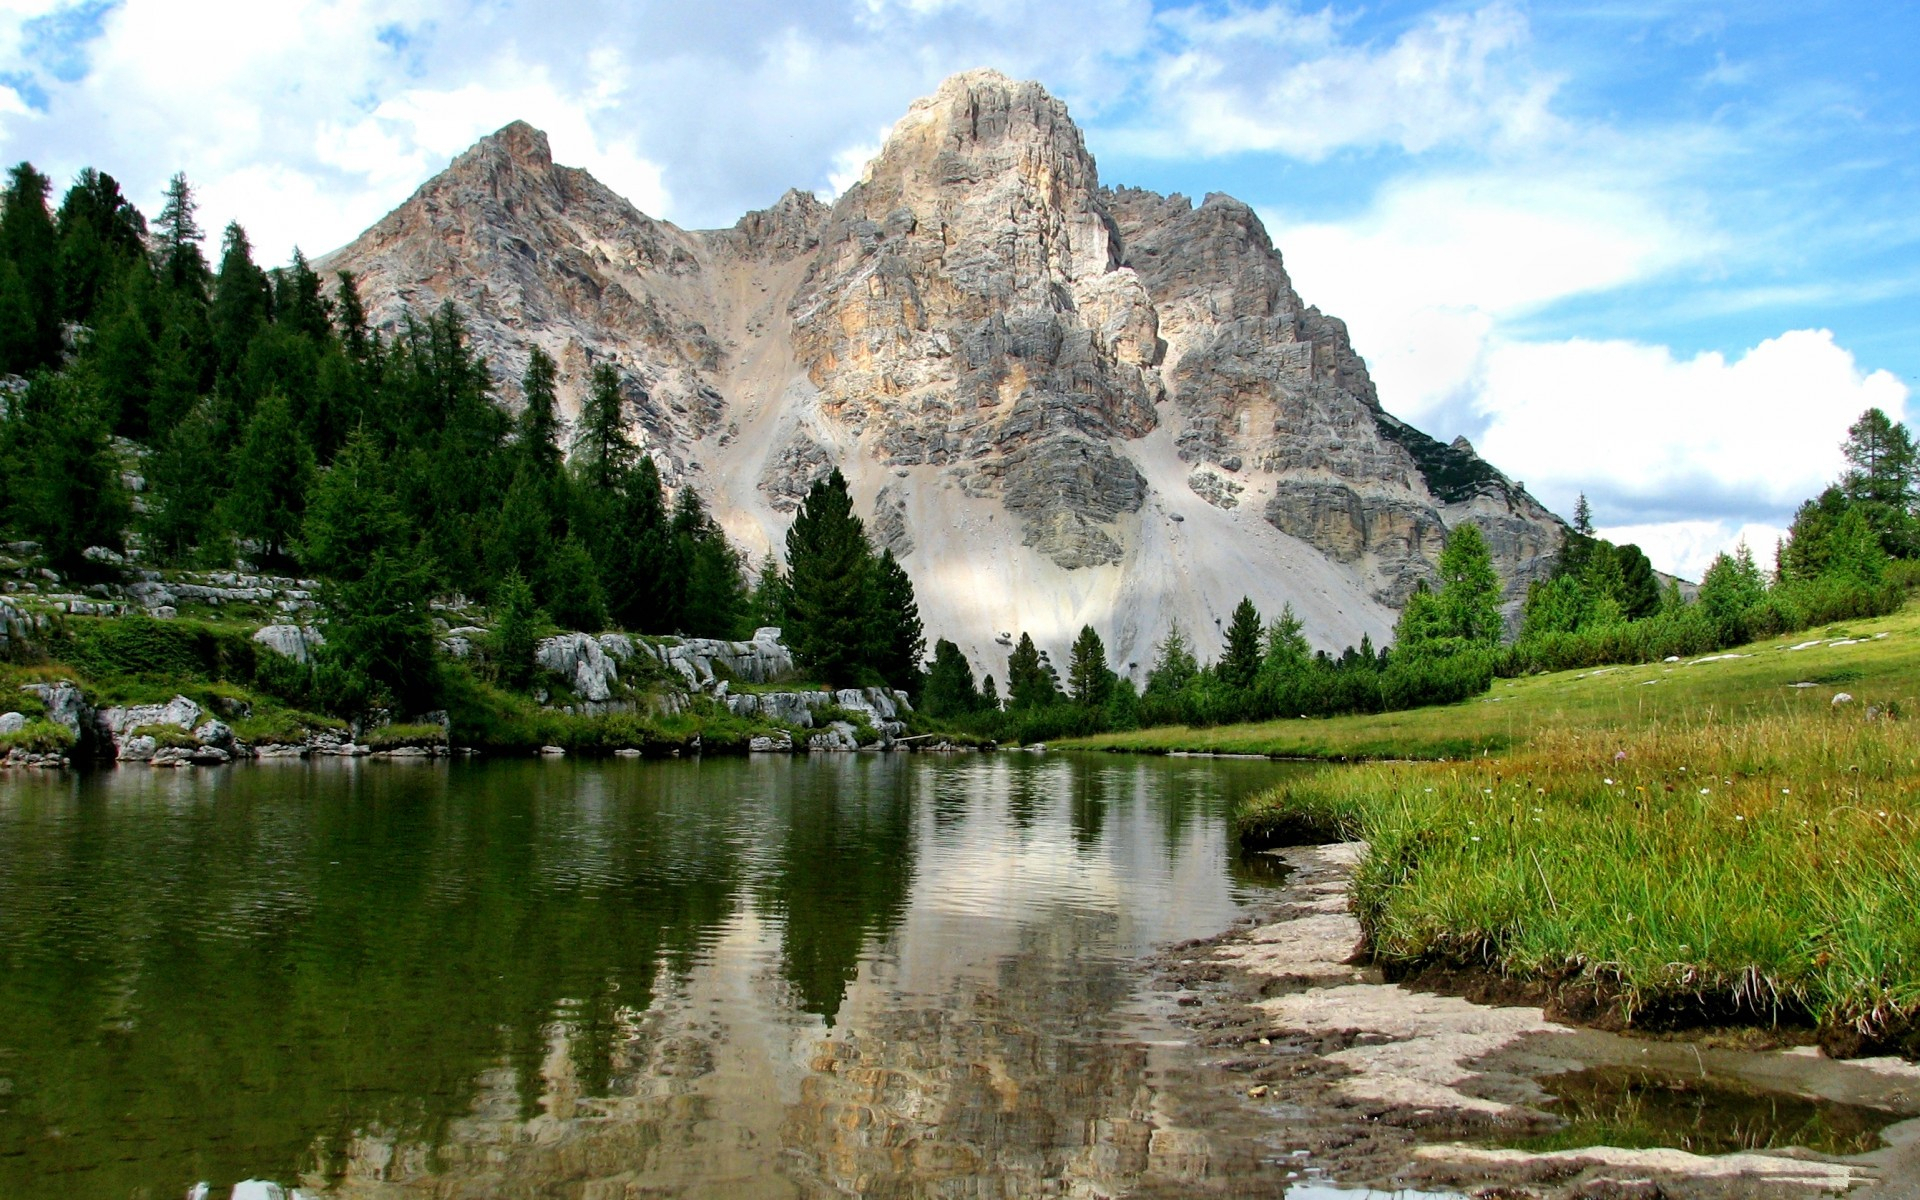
[1,0,1912,578]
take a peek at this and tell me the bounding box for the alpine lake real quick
[2,752,1906,1199]
[0,751,1331,1199]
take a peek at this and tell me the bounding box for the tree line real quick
[0,162,922,715]
[1508,409,1915,673]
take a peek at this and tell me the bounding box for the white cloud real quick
[1594,520,1788,585]
[1129,2,1558,159]
[1476,330,1908,576]
[1270,170,1703,429]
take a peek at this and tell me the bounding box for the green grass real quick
[1235,685,1920,1053]
[0,719,74,754]
[1065,600,1920,760]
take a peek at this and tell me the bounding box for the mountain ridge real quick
[317,68,1564,677]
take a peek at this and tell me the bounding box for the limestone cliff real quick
[319,70,1564,675]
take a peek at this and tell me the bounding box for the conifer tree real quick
[55,168,147,325]
[1005,633,1060,710]
[868,548,924,692]
[748,551,791,633]
[540,535,608,632]
[517,346,563,481]
[1840,408,1917,555]
[334,270,371,362]
[1435,523,1502,647]
[1219,597,1263,690]
[0,371,129,566]
[211,222,270,385]
[1615,544,1662,620]
[152,172,208,300]
[1066,624,1116,708]
[273,249,330,341]
[301,432,435,714]
[575,362,634,490]
[1262,603,1311,675]
[1144,628,1198,699]
[921,639,981,717]
[785,469,872,685]
[221,393,313,567]
[143,399,223,561]
[1573,493,1593,537]
[980,674,1000,711]
[0,163,60,371]
[491,570,540,690]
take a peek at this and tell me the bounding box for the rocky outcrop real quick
[253,624,325,664]
[318,70,1567,675]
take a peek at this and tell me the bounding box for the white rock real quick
[118,734,158,762]
[1833,692,1854,705]
[231,1181,286,1200]
[253,624,324,665]
[0,711,24,735]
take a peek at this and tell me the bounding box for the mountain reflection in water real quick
[0,753,1307,1198]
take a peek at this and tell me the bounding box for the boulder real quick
[0,711,24,735]
[808,721,861,751]
[193,720,235,751]
[118,735,158,763]
[253,624,325,665]
[21,682,93,742]
[536,633,622,702]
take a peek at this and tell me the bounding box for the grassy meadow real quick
[1062,600,1920,760]
[1217,601,1920,1050]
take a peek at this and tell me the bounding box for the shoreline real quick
[1146,841,1920,1198]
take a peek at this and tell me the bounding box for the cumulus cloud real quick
[1269,169,1704,435]
[1475,329,1908,524]
[1126,2,1558,159]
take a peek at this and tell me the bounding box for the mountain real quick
[318,70,1563,676]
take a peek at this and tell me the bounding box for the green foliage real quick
[0,371,130,566]
[1004,632,1061,711]
[0,162,60,372]
[573,363,634,490]
[220,393,313,566]
[1218,597,1263,690]
[748,552,790,634]
[490,571,540,691]
[920,638,982,718]
[1067,624,1115,708]
[868,549,924,696]
[0,718,73,754]
[784,470,872,686]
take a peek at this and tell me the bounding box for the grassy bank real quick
[1064,599,1920,760]
[1237,705,1920,1052]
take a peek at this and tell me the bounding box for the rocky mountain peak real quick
[320,71,1567,676]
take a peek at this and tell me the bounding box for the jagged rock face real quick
[319,69,1565,672]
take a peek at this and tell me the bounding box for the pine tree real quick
[868,548,925,692]
[55,167,147,326]
[921,639,982,717]
[1435,523,1503,646]
[1615,543,1662,620]
[1066,624,1115,708]
[748,551,791,633]
[0,371,129,566]
[143,399,223,561]
[980,674,1000,711]
[152,172,208,301]
[210,222,270,385]
[1219,596,1263,690]
[221,393,314,567]
[1262,602,1311,675]
[1144,628,1198,698]
[596,456,672,632]
[1697,543,1766,636]
[1005,633,1060,710]
[0,162,60,371]
[490,570,540,690]
[273,248,330,341]
[540,535,608,632]
[301,433,435,715]
[575,362,635,490]
[785,468,873,685]
[517,346,563,481]
[334,270,371,362]
[1840,408,1917,556]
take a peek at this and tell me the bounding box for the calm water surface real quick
[0,753,1310,1198]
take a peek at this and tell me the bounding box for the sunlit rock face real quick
[320,69,1564,672]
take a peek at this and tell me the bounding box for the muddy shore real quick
[1145,842,1920,1198]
